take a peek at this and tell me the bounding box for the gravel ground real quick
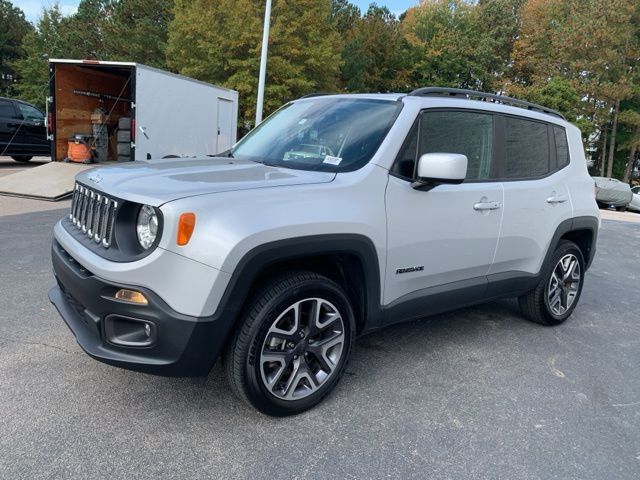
[0,202,638,479]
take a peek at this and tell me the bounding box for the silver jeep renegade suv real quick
[49,88,600,416]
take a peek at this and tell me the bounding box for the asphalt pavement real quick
[0,197,639,479]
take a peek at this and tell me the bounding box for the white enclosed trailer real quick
[47,59,238,162]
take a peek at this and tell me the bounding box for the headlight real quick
[136,205,158,250]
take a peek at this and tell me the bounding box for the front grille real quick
[69,183,118,248]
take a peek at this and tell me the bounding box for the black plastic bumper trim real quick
[49,239,224,377]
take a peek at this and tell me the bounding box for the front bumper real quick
[49,239,225,376]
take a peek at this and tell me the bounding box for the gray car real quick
[593,176,633,211]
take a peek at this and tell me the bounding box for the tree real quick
[618,108,640,183]
[513,0,640,174]
[341,5,408,92]
[104,0,173,67]
[402,0,479,89]
[168,0,342,125]
[330,0,360,36]
[13,5,72,109]
[473,0,525,90]
[402,0,518,91]
[0,0,33,95]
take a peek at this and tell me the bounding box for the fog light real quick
[115,289,148,305]
[144,323,151,338]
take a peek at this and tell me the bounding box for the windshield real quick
[231,98,401,172]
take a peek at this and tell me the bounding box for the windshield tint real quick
[231,98,401,172]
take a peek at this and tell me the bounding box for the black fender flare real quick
[541,215,599,272]
[205,234,383,365]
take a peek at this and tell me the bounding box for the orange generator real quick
[65,134,94,164]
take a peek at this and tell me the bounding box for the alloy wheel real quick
[259,298,345,401]
[547,253,581,316]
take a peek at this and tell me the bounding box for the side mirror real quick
[411,153,468,191]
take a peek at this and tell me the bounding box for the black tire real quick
[117,117,131,130]
[223,271,355,416]
[116,143,131,156]
[11,155,32,162]
[116,130,131,142]
[518,240,585,326]
[616,205,627,212]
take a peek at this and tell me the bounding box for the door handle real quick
[546,195,568,204]
[473,201,502,211]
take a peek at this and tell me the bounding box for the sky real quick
[11,0,420,24]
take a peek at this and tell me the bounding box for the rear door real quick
[385,109,503,310]
[216,98,234,153]
[0,99,23,154]
[15,102,49,154]
[488,116,573,283]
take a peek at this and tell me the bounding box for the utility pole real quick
[255,0,272,126]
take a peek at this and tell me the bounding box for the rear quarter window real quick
[554,126,570,168]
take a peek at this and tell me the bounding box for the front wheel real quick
[11,155,32,162]
[518,240,585,326]
[223,271,355,416]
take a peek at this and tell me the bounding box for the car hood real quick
[75,157,336,206]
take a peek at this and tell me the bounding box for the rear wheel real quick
[518,240,585,326]
[616,206,627,212]
[11,155,32,162]
[224,271,354,416]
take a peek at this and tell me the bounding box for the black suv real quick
[0,97,49,162]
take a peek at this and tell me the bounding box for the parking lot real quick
[0,157,639,479]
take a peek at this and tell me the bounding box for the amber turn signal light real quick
[115,289,148,305]
[177,213,196,246]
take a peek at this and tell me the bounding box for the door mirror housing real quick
[411,153,468,191]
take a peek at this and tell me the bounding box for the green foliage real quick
[12,5,70,108]
[341,5,408,92]
[168,0,341,125]
[401,0,524,91]
[0,0,33,95]
[103,0,174,67]
[330,0,360,36]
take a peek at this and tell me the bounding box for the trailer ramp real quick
[0,162,91,201]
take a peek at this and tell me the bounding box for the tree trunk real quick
[622,126,639,184]
[606,99,620,178]
[599,126,607,176]
[622,144,636,184]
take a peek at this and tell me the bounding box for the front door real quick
[384,109,503,312]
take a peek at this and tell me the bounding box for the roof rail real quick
[407,87,565,120]
[299,92,335,99]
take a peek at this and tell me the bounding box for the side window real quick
[17,103,44,121]
[419,110,494,181]
[554,126,569,168]
[0,100,18,119]
[504,117,550,178]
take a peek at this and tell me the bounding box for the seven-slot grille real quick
[69,183,118,248]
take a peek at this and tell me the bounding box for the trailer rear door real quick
[216,98,234,152]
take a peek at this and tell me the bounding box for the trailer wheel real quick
[11,156,32,162]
